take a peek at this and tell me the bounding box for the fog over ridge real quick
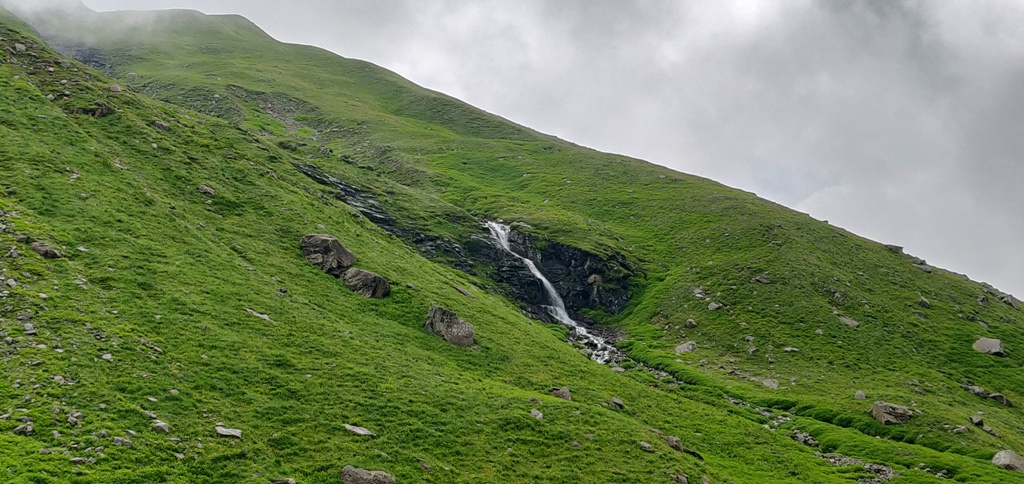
[5,0,1023,297]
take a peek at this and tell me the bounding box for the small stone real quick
[24,323,37,336]
[531,408,543,420]
[109,84,122,92]
[854,390,866,400]
[839,315,860,328]
[101,353,113,362]
[918,297,931,309]
[152,421,169,433]
[707,302,723,311]
[15,43,27,52]
[341,465,396,484]
[215,426,242,438]
[342,424,374,437]
[551,387,571,401]
[610,397,624,409]
[639,441,654,452]
[762,379,779,389]
[684,319,698,328]
[70,457,86,464]
[970,416,984,426]
[112,436,132,447]
[197,184,216,197]
[13,422,33,435]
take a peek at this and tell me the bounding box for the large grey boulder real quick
[29,242,61,259]
[343,268,390,298]
[425,306,474,347]
[869,401,913,425]
[341,465,396,484]
[973,337,1005,356]
[993,450,1024,472]
[300,234,356,277]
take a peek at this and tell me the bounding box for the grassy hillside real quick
[1,5,1022,483]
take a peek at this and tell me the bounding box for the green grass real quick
[0,5,1023,482]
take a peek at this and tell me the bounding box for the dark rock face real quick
[425,306,474,347]
[300,234,356,277]
[341,465,396,484]
[469,226,632,322]
[343,268,390,299]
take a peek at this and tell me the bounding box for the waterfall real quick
[485,221,615,363]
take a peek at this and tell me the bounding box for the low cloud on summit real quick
[21,0,1024,297]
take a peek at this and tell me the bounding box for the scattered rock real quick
[100,353,113,362]
[869,401,913,425]
[70,457,86,465]
[665,436,704,460]
[707,302,723,311]
[989,393,1012,407]
[953,425,970,434]
[973,337,1005,356]
[528,396,541,405]
[343,424,374,437]
[551,387,571,401]
[215,426,242,438]
[243,308,272,322]
[610,397,624,409]
[752,276,772,284]
[109,83,122,93]
[792,430,819,447]
[918,297,931,309]
[197,184,216,196]
[993,450,1024,472]
[762,379,779,389]
[300,234,357,277]
[14,43,26,52]
[970,416,985,426]
[342,268,391,298]
[112,437,132,447]
[341,465,396,484]
[639,441,654,452]
[839,315,860,328]
[453,285,477,299]
[963,384,988,397]
[152,421,169,433]
[912,263,933,273]
[424,306,474,347]
[153,120,171,131]
[855,390,866,400]
[675,341,698,354]
[684,319,698,328]
[978,295,989,306]
[531,408,543,420]
[29,242,61,259]
[24,323,37,336]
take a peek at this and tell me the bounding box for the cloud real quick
[65,0,1024,297]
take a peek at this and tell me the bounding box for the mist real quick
[9,0,1024,298]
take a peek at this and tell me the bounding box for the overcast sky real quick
[17,0,1024,297]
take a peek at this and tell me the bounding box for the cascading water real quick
[485,221,616,363]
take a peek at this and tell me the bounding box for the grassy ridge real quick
[1,6,1022,482]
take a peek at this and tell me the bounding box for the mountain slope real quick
[1,5,1022,483]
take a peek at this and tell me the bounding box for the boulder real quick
[551,387,571,401]
[300,234,357,277]
[675,341,698,354]
[869,401,913,425]
[343,268,390,298]
[610,397,625,409]
[29,242,61,259]
[970,416,985,426]
[973,337,1005,356]
[993,450,1024,472]
[341,465,397,484]
[989,393,1012,407]
[425,306,474,347]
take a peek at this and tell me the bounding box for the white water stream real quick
[485,221,615,363]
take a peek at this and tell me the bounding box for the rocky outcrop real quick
[973,337,1005,356]
[870,401,913,425]
[993,450,1024,472]
[300,234,356,277]
[343,268,390,298]
[425,306,474,347]
[341,465,396,484]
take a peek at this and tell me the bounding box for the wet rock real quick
[973,337,1005,356]
[424,306,474,347]
[675,341,697,354]
[551,387,571,401]
[342,268,390,298]
[341,465,396,484]
[343,424,374,437]
[300,234,357,277]
[993,450,1024,472]
[29,242,62,259]
[869,401,913,425]
[215,426,242,438]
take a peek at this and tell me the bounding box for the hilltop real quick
[1,5,1023,483]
